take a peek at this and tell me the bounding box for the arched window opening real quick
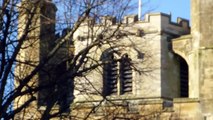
[179,56,189,97]
[101,50,133,96]
[120,54,132,94]
[103,53,118,96]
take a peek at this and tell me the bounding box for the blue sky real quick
[141,0,190,22]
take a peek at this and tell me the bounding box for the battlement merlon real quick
[78,13,190,37]
[144,13,189,28]
[142,13,190,36]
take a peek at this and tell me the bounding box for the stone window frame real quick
[101,50,133,96]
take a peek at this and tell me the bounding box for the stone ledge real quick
[73,97,174,109]
[172,34,192,41]
[75,96,170,104]
[173,98,199,103]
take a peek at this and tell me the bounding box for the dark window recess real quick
[103,55,118,96]
[180,57,189,97]
[120,54,132,94]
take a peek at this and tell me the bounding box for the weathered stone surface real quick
[172,0,213,119]
[17,0,213,119]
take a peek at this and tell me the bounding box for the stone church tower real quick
[15,0,58,118]
[15,0,213,119]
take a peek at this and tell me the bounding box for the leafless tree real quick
[0,0,172,119]
[0,0,154,119]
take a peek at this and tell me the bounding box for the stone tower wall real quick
[15,0,57,118]
[73,13,190,102]
[172,0,213,119]
[15,0,201,119]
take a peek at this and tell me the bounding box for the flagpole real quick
[138,0,142,20]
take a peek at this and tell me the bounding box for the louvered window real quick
[120,54,132,94]
[102,52,133,96]
[103,54,118,96]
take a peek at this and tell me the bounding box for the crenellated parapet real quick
[57,13,190,44]
[77,13,190,37]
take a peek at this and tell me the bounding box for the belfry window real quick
[102,51,133,96]
[103,53,118,96]
[120,54,132,94]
